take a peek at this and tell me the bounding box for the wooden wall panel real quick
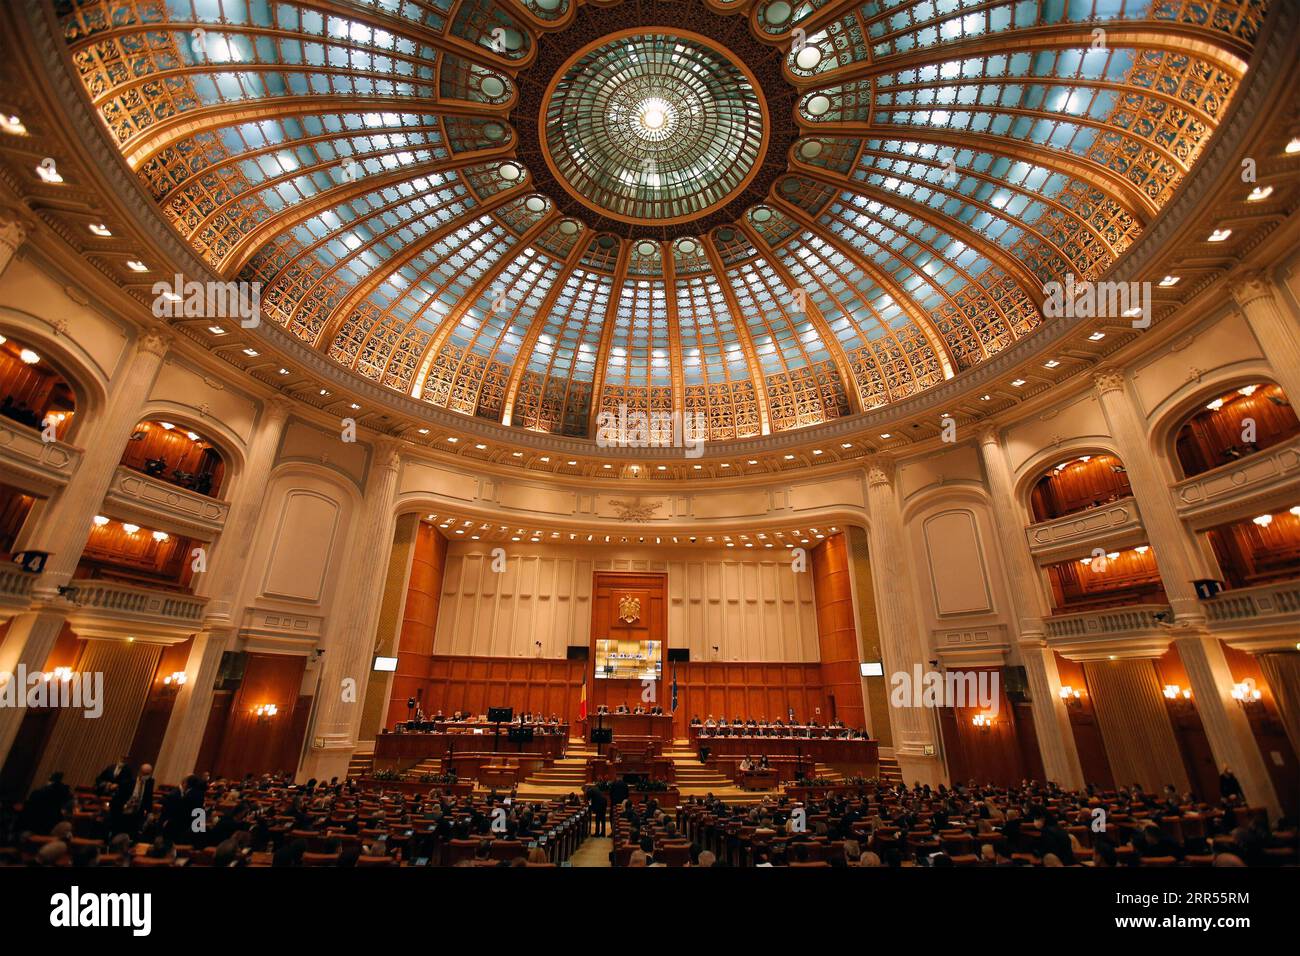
[127,637,193,768]
[1153,646,1220,802]
[212,653,307,779]
[1175,382,1299,478]
[810,534,866,729]
[935,666,1030,787]
[1226,645,1300,816]
[1029,454,1131,521]
[386,522,447,727]
[1207,510,1300,589]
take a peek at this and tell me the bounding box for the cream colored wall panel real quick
[0,257,126,382]
[1005,392,1111,477]
[899,446,983,500]
[260,490,341,603]
[399,461,479,502]
[921,510,994,616]
[148,360,256,445]
[788,475,866,512]
[278,421,368,487]
[692,489,770,519]
[1131,310,1263,419]
[500,483,577,516]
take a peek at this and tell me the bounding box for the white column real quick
[152,398,292,784]
[976,426,1085,788]
[1092,368,1213,624]
[1175,635,1282,819]
[298,439,402,781]
[863,456,943,787]
[1229,270,1300,405]
[0,331,170,765]
[0,209,31,277]
[27,330,172,593]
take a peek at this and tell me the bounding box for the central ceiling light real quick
[637,97,671,133]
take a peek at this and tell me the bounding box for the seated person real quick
[615,703,630,714]
[704,715,716,728]
[633,704,646,715]
[596,704,609,714]
[690,714,702,726]
[549,714,559,724]
[739,757,753,772]
[732,715,743,726]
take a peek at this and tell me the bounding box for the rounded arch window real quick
[1028,453,1131,523]
[121,420,227,497]
[0,333,77,440]
[1173,382,1299,478]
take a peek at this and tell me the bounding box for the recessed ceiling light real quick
[879,433,891,439]
[475,443,487,450]
[512,451,523,458]
[693,464,702,470]
[567,460,576,466]
[841,442,853,448]
[1011,379,1026,387]
[602,463,612,469]
[812,449,823,455]
[350,403,361,410]
[19,348,40,364]
[720,463,730,468]
[1286,137,1300,155]
[446,436,458,443]
[784,454,795,460]
[318,388,329,396]
[34,161,63,184]
[277,368,289,375]
[1089,331,1106,341]
[540,456,550,462]
[1247,186,1273,201]
[1159,275,1180,287]
[657,465,666,471]
[88,223,111,237]
[748,459,758,465]
[417,428,429,435]
[207,325,226,335]
[126,260,149,272]
[1044,359,1060,368]
[980,394,992,401]
[1208,228,1232,242]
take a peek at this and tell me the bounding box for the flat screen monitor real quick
[595,638,662,681]
[373,655,398,672]
[590,727,613,744]
[487,706,513,723]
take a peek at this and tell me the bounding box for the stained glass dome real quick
[55,0,1261,441]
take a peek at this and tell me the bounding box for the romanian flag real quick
[578,675,588,722]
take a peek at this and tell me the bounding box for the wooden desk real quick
[693,735,879,774]
[737,769,779,791]
[588,713,673,742]
[375,731,567,761]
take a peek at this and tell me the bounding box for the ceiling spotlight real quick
[35,161,63,183]
[88,223,112,237]
[1208,228,1232,242]
[1253,514,1273,527]
[1159,275,1180,287]
[126,259,149,272]
[1247,186,1273,201]
[242,348,259,356]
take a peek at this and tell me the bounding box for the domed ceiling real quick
[57,0,1262,441]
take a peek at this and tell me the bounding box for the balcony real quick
[1025,496,1144,562]
[1203,580,1300,652]
[0,565,35,616]
[64,579,207,643]
[103,466,228,540]
[1043,603,1174,660]
[1175,434,1300,529]
[0,421,82,495]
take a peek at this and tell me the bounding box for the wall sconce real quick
[971,713,997,732]
[161,672,187,695]
[254,703,279,723]
[1231,679,1263,709]
[1058,686,1083,710]
[1163,684,1195,714]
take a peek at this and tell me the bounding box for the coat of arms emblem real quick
[617,594,641,624]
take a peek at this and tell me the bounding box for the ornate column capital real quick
[1227,269,1275,309]
[864,454,895,488]
[262,395,294,425]
[976,423,1001,448]
[0,209,32,248]
[1091,366,1126,397]
[136,328,173,358]
[372,437,403,477]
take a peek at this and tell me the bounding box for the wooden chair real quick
[301,851,341,867]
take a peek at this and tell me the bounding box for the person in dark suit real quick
[21,772,72,834]
[111,763,156,838]
[587,786,608,837]
[95,757,134,796]
[609,776,629,810]
[1219,765,1244,801]
[1035,811,1075,865]
[159,775,202,848]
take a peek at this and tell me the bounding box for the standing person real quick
[1219,765,1244,802]
[588,785,608,837]
[111,764,155,838]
